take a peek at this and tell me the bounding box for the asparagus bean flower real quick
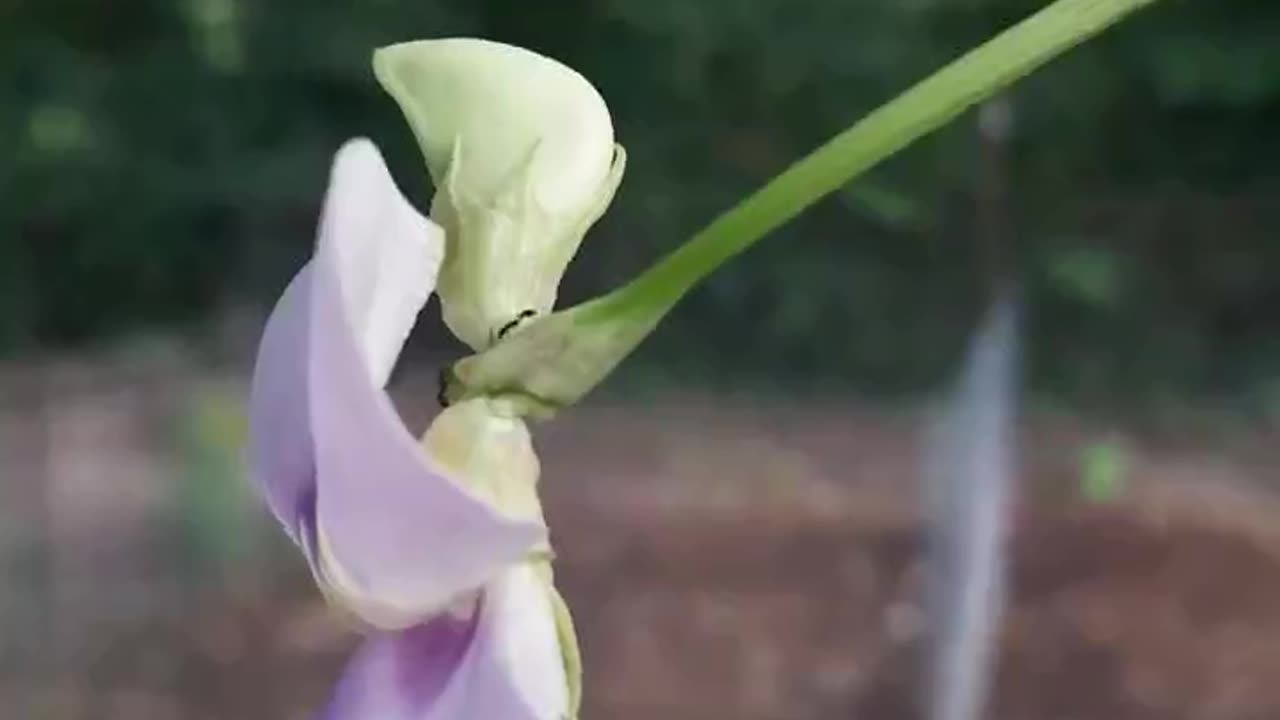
[248,138,578,719]
[240,2,1152,711]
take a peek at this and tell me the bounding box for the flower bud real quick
[374,38,626,349]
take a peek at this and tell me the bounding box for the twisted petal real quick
[321,565,568,720]
[248,138,545,624]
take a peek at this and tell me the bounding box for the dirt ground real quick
[852,502,1280,720]
[11,401,1280,719]
[551,477,1280,720]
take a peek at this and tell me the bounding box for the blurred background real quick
[2,0,1278,718]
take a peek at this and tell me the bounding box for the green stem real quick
[589,0,1159,320]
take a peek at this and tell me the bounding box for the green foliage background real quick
[3,0,1278,404]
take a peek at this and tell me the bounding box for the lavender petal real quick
[249,138,545,623]
[321,566,567,720]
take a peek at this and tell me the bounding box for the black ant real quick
[438,309,538,408]
[496,308,538,341]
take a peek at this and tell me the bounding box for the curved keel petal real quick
[320,610,478,720]
[425,565,568,720]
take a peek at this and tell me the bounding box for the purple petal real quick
[320,610,479,719]
[248,265,318,539]
[321,566,567,720]
[248,138,545,622]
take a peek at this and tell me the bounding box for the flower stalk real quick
[442,0,1164,416]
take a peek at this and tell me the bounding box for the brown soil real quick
[549,491,1280,720]
[857,503,1280,720]
[24,490,1280,720]
[12,404,1280,719]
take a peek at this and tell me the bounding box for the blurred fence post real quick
[977,95,1016,300]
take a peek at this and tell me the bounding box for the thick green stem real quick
[588,0,1160,322]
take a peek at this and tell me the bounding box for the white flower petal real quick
[374,38,625,349]
[374,38,613,217]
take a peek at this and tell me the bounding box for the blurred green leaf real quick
[1080,439,1130,503]
[1047,247,1123,309]
[1,0,1276,405]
